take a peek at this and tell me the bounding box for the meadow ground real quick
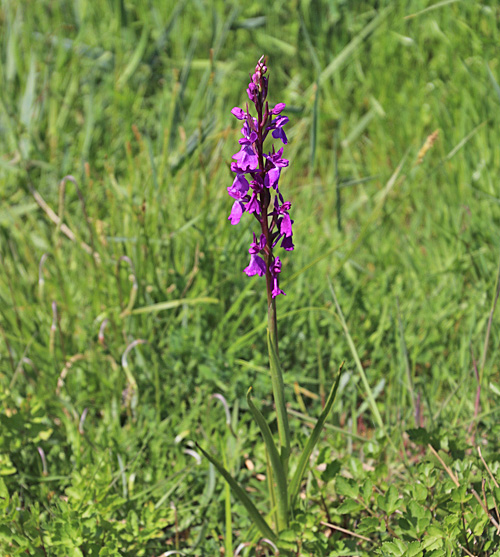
[1,1,500,555]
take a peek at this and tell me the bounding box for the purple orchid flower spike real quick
[227,56,293,299]
[219,58,305,536]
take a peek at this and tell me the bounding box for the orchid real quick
[201,57,342,547]
[228,55,293,299]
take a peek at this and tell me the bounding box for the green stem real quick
[267,312,291,475]
[248,387,288,532]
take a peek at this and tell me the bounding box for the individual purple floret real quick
[228,56,293,299]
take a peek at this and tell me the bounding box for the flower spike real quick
[228,57,293,297]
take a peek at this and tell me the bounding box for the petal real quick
[231,107,246,120]
[281,235,294,251]
[259,234,267,250]
[249,233,266,254]
[228,201,244,225]
[232,146,258,171]
[272,127,288,145]
[238,130,258,144]
[271,256,282,275]
[272,286,286,298]
[272,115,289,128]
[245,192,261,215]
[264,167,281,189]
[230,162,246,173]
[227,174,249,200]
[280,213,293,237]
[244,254,266,277]
[271,102,286,115]
[271,276,286,298]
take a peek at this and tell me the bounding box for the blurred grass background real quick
[1,0,500,554]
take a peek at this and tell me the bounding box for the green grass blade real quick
[339,175,380,189]
[316,5,392,89]
[195,443,276,542]
[116,24,149,89]
[404,0,461,20]
[445,121,487,161]
[487,63,500,104]
[298,10,321,74]
[310,79,319,175]
[246,388,288,531]
[20,54,36,129]
[289,363,343,506]
[232,16,266,30]
[396,298,416,419]
[341,108,376,148]
[131,297,219,314]
[328,280,385,431]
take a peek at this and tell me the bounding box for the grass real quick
[1,0,500,555]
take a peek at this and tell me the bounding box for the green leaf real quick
[320,460,341,483]
[337,498,363,514]
[195,443,276,541]
[379,540,406,557]
[357,516,381,534]
[362,478,374,502]
[407,427,430,444]
[0,478,9,511]
[421,535,444,551]
[451,485,471,504]
[246,388,288,531]
[406,541,423,557]
[335,476,359,499]
[494,486,500,502]
[411,482,428,502]
[289,364,342,506]
[377,485,401,515]
[0,454,16,476]
[277,528,297,551]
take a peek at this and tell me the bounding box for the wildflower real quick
[228,56,293,297]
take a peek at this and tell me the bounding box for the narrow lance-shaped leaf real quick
[247,387,288,531]
[289,363,343,506]
[195,443,276,541]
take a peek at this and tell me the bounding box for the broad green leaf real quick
[337,498,362,514]
[406,541,423,557]
[379,540,406,557]
[356,516,381,534]
[377,485,401,515]
[335,476,359,499]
